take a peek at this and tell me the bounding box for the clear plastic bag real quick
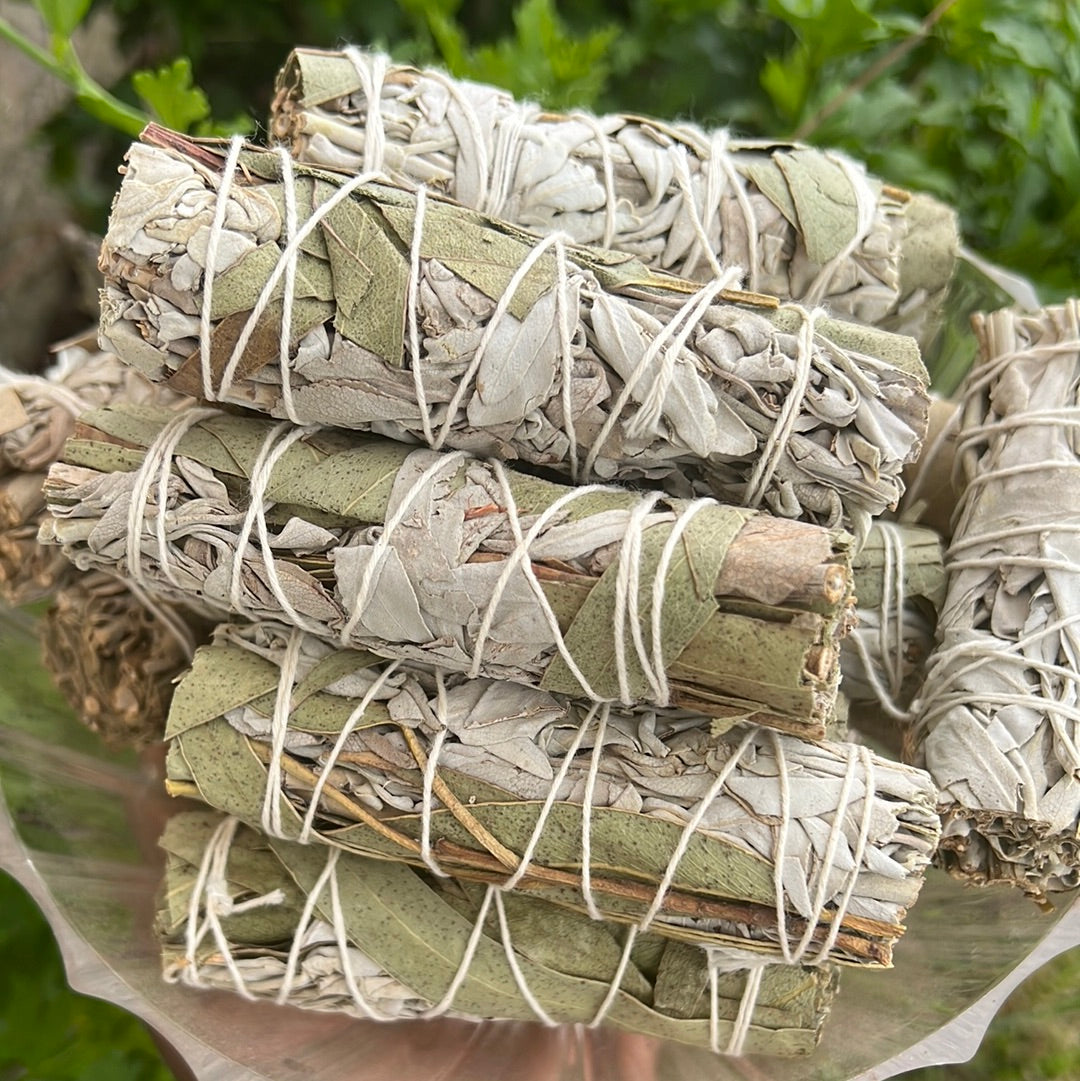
[2,602,1078,1081]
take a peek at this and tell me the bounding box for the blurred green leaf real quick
[413,0,617,109]
[131,57,252,135]
[32,0,91,40]
[982,16,1059,72]
[131,57,209,132]
[761,45,813,123]
[767,0,883,56]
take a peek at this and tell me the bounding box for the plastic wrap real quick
[2,603,1080,1080]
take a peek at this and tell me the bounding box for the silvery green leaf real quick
[910,302,1080,902]
[333,545,432,643]
[98,130,930,534]
[467,286,565,428]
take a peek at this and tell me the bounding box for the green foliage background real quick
[24,0,1080,301]
[2,0,1079,1078]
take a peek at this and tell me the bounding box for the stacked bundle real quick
[163,621,939,968]
[159,810,841,1055]
[43,404,858,737]
[25,50,985,1060]
[270,48,959,348]
[909,301,1080,903]
[98,128,929,537]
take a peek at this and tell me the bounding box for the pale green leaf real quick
[131,58,211,134]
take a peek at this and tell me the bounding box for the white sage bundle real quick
[164,621,940,969]
[909,301,1080,902]
[0,335,174,475]
[42,404,856,738]
[98,127,930,534]
[270,48,958,348]
[159,811,842,1056]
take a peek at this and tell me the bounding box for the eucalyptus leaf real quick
[158,811,839,1054]
[43,403,858,736]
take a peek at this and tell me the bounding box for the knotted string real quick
[707,950,772,1056]
[196,137,382,409]
[582,267,742,482]
[342,47,388,176]
[229,419,325,636]
[297,658,403,845]
[164,815,286,999]
[124,405,220,595]
[695,733,876,1054]
[261,626,304,840]
[570,110,620,250]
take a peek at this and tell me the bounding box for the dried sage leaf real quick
[98,130,931,535]
[270,48,958,348]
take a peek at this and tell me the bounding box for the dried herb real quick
[270,48,957,349]
[0,336,181,604]
[909,301,1080,903]
[42,403,857,737]
[898,396,962,540]
[41,570,207,748]
[98,129,930,535]
[158,810,840,1055]
[0,472,74,605]
[162,620,940,968]
[0,334,173,474]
